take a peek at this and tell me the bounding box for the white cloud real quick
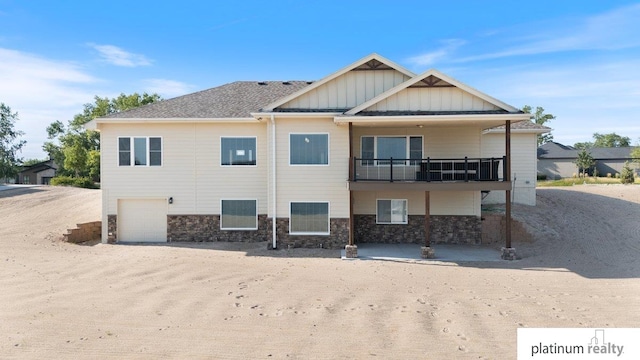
[89,44,152,67]
[142,79,194,98]
[407,39,466,67]
[456,4,640,63]
[0,48,103,159]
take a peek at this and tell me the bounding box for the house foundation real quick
[107,215,117,244]
[272,218,349,249]
[167,215,272,242]
[354,215,481,244]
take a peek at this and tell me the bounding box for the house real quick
[537,141,638,179]
[87,53,547,259]
[17,159,57,185]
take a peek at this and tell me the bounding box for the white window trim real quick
[360,135,423,166]
[288,132,330,166]
[289,201,330,235]
[376,198,408,225]
[220,136,258,167]
[220,199,259,231]
[117,136,163,167]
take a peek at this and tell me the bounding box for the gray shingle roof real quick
[537,141,637,159]
[106,81,311,119]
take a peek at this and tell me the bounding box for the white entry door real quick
[118,199,167,242]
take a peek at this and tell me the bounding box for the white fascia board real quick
[335,113,533,124]
[261,53,415,111]
[345,68,521,115]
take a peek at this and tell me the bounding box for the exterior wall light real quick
[168,197,173,204]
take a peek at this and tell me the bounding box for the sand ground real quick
[0,185,639,359]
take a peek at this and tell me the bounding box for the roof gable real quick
[346,69,521,115]
[262,53,415,112]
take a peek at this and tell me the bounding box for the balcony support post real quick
[502,119,515,260]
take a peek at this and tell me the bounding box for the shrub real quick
[615,173,621,178]
[620,162,635,184]
[607,173,612,178]
[51,176,98,189]
[537,173,547,180]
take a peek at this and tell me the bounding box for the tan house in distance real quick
[87,54,548,259]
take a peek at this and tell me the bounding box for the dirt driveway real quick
[1,185,638,359]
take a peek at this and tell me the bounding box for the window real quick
[221,137,256,166]
[221,199,257,230]
[377,199,408,224]
[290,202,329,234]
[23,175,30,184]
[118,137,162,166]
[290,134,329,165]
[361,136,422,165]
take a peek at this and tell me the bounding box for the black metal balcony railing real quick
[352,157,505,182]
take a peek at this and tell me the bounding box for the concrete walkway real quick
[341,243,504,262]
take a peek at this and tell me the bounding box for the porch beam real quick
[348,122,355,247]
[424,191,430,247]
[505,120,512,249]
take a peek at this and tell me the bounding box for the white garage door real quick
[118,199,167,242]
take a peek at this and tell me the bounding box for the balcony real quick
[349,157,510,192]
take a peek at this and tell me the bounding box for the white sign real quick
[518,328,640,359]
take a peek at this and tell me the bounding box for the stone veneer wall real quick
[272,218,349,250]
[167,215,272,242]
[107,215,117,244]
[354,215,481,245]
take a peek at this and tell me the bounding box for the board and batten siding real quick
[353,191,480,216]
[101,122,270,217]
[273,118,350,218]
[481,132,537,206]
[280,70,410,110]
[362,87,501,112]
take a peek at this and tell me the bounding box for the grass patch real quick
[538,177,640,187]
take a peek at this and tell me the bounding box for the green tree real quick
[574,149,595,178]
[44,93,161,180]
[573,142,593,150]
[0,103,26,180]
[592,132,630,147]
[620,161,635,184]
[522,105,555,146]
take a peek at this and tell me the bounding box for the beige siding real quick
[353,191,480,216]
[481,132,537,205]
[101,122,269,216]
[280,70,410,110]
[274,118,349,218]
[364,87,501,112]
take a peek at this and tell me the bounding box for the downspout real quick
[270,114,277,249]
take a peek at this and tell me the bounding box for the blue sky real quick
[1,0,639,159]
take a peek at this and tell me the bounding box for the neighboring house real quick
[17,159,57,185]
[87,53,543,256]
[537,141,638,179]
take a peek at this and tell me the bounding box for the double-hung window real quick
[290,134,329,165]
[221,137,256,166]
[376,199,408,224]
[119,137,162,166]
[361,136,422,165]
[290,202,329,235]
[220,199,257,230]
